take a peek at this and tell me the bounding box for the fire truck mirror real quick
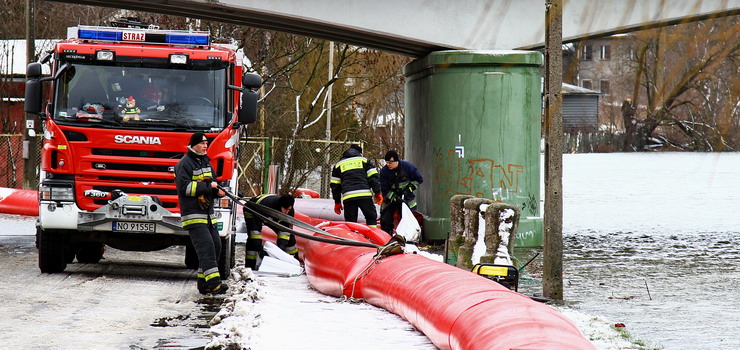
[24,79,43,115]
[27,62,42,78]
[242,72,262,90]
[238,90,258,124]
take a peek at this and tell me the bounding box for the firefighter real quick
[243,194,297,270]
[174,132,228,295]
[379,150,424,234]
[330,145,382,227]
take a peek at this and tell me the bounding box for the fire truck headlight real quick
[51,187,75,201]
[170,54,188,64]
[41,186,74,201]
[96,50,115,61]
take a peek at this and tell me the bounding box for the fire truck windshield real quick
[53,63,227,130]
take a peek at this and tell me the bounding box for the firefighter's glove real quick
[405,182,419,192]
[387,190,401,202]
[374,193,383,205]
[334,203,343,215]
[197,194,211,210]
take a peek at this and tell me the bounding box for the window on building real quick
[581,45,592,61]
[581,79,592,90]
[600,80,610,95]
[600,45,611,60]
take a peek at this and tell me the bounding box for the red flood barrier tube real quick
[0,188,39,216]
[294,216,596,350]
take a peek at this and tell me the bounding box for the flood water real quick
[518,152,740,350]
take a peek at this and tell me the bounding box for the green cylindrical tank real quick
[404,50,543,247]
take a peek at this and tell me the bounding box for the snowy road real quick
[0,214,214,349]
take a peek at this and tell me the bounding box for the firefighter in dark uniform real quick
[243,194,297,270]
[379,150,424,234]
[174,132,228,295]
[330,145,382,227]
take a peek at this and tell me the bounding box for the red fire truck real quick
[24,18,261,277]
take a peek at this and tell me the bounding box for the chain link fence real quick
[0,134,42,189]
[237,137,363,198]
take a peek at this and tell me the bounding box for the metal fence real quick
[0,134,41,189]
[237,137,363,198]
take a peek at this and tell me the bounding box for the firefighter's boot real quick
[199,268,228,295]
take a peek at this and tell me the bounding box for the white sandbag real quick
[395,202,421,243]
[263,241,301,266]
[257,256,304,276]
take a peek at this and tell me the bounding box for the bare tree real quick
[623,16,740,151]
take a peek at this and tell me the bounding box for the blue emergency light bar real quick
[73,26,210,46]
[78,29,121,41]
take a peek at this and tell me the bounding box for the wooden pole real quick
[23,0,38,190]
[543,0,564,300]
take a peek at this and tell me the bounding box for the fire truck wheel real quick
[38,228,68,273]
[218,234,234,279]
[76,243,105,264]
[65,244,79,263]
[184,242,199,269]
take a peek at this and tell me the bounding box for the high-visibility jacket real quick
[174,149,219,228]
[330,147,380,203]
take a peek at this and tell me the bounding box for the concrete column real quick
[456,198,493,270]
[480,203,521,265]
[446,194,473,265]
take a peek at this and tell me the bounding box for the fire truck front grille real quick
[97,163,172,172]
[99,176,174,183]
[92,148,183,159]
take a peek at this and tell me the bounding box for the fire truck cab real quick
[25,18,261,277]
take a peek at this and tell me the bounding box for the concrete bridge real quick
[49,0,739,57]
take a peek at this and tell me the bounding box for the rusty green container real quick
[404,50,543,247]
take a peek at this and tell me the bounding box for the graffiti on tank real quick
[433,148,530,214]
[515,230,537,244]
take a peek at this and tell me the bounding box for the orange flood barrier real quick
[0,188,39,216]
[289,211,595,350]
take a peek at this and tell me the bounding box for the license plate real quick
[112,221,155,233]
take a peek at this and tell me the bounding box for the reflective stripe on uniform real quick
[203,267,220,281]
[342,189,373,201]
[182,213,218,227]
[186,181,197,197]
[367,168,378,177]
[191,167,213,181]
[254,194,270,204]
[330,176,341,184]
[249,231,262,240]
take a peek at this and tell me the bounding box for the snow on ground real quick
[208,267,435,350]
[206,252,635,350]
